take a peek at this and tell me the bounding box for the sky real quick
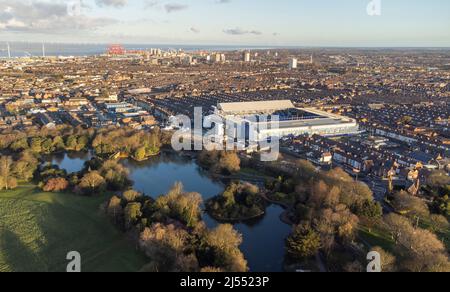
[0,0,449,47]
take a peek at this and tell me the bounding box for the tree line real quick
[105,183,248,272]
[0,125,163,161]
[242,155,450,272]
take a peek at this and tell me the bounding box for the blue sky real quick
[0,0,449,46]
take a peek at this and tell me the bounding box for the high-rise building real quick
[149,48,162,56]
[214,53,221,63]
[6,42,11,58]
[183,55,193,65]
[289,58,298,69]
[243,51,251,62]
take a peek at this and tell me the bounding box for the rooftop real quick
[218,100,295,115]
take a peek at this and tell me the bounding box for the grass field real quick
[358,224,395,252]
[0,185,148,272]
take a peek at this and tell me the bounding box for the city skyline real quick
[0,0,449,47]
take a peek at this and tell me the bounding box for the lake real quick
[51,152,291,272]
[43,152,93,174]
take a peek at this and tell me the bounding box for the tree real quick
[313,205,359,250]
[78,171,106,195]
[344,261,364,273]
[294,159,317,181]
[0,156,17,190]
[222,188,236,208]
[43,177,69,192]
[207,182,265,220]
[123,189,142,202]
[218,152,241,174]
[99,160,131,191]
[309,180,329,209]
[107,195,124,227]
[203,224,248,272]
[65,135,78,150]
[30,137,43,153]
[392,191,430,219]
[325,167,353,183]
[432,195,449,216]
[92,127,161,158]
[41,138,54,153]
[134,146,147,161]
[357,200,383,219]
[427,170,450,191]
[286,224,321,259]
[172,254,199,272]
[384,213,412,244]
[200,267,224,273]
[205,224,243,252]
[198,150,219,169]
[75,135,88,151]
[340,182,374,210]
[429,214,449,232]
[124,202,142,230]
[52,136,66,151]
[371,246,397,272]
[399,228,450,272]
[199,150,241,175]
[13,151,39,181]
[384,213,450,272]
[139,223,195,272]
[399,115,413,125]
[9,138,29,152]
[154,182,203,228]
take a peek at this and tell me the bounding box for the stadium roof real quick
[218,100,295,115]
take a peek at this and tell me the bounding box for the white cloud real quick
[0,0,117,33]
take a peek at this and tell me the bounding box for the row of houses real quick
[292,134,450,179]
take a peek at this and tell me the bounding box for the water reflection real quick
[43,151,92,174]
[123,152,291,272]
[122,153,223,199]
[49,151,291,272]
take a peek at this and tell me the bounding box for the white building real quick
[216,100,359,143]
[244,51,251,62]
[289,58,298,69]
[214,53,222,63]
[214,53,226,63]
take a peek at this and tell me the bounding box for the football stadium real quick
[215,100,360,141]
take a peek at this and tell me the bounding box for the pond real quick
[43,151,93,174]
[50,151,291,272]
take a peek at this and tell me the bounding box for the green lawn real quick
[0,185,147,272]
[358,224,395,252]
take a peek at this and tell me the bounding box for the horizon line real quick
[1,41,450,50]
